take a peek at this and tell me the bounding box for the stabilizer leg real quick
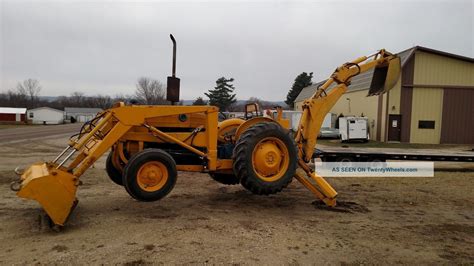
[295,160,337,207]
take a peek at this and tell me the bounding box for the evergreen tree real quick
[192,96,208,105]
[205,77,237,111]
[285,72,313,109]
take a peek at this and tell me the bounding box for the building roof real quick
[28,107,64,113]
[0,107,27,114]
[64,107,103,114]
[294,46,474,103]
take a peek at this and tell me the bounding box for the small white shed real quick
[27,107,64,125]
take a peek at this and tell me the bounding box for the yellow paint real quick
[414,51,474,86]
[252,137,290,182]
[294,167,336,207]
[387,78,401,115]
[217,118,244,142]
[16,105,221,226]
[409,87,444,144]
[293,49,399,206]
[17,163,77,226]
[15,49,402,226]
[298,84,348,162]
[137,161,168,192]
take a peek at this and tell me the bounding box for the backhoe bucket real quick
[15,162,78,226]
[367,56,401,96]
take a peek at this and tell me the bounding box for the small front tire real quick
[122,149,177,202]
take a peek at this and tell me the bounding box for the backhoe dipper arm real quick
[292,49,401,206]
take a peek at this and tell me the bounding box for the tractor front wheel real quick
[233,123,297,195]
[122,149,177,201]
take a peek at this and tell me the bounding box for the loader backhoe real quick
[11,35,400,228]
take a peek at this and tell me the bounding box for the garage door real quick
[440,88,474,144]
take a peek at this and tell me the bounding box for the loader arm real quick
[12,103,219,226]
[293,49,401,206]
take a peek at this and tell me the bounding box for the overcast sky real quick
[1,0,472,101]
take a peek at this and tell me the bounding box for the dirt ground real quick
[0,135,473,264]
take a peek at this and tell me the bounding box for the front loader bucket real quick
[367,56,401,96]
[15,162,78,226]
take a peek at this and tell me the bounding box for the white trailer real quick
[339,117,369,142]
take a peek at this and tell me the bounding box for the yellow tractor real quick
[11,35,401,228]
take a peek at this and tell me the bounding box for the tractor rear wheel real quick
[209,173,240,185]
[122,149,177,202]
[233,123,297,195]
[106,152,124,186]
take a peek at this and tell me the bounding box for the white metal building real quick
[27,107,64,125]
[64,107,102,123]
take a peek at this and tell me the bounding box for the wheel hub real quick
[252,137,289,181]
[137,162,168,191]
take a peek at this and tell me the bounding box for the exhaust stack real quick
[166,34,180,104]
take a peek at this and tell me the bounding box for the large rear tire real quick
[106,151,123,186]
[122,149,177,202]
[233,123,297,195]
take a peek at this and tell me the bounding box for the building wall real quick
[295,86,393,140]
[379,93,388,141]
[409,87,444,144]
[414,51,474,85]
[0,113,25,122]
[409,51,474,144]
[0,113,16,122]
[329,89,379,139]
[440,88,474,144]
[387,78,402,115]
[294,101,303,111]
[381,77,403,141]
[294,49,473,144]
[399,56,416,143]
[28,109,64,124]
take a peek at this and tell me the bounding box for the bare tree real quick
[93,95,113,109]
[69,91,85,107]
[134,77,167,105]
[0,93,8,106]
[113,94,132,104]
[16,79,41,105]
[6,89,29,107]
[246,97,275,110]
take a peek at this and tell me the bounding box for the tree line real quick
[1,72,314,111]
[0,77,171,110]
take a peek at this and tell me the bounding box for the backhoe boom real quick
[293,49,401,205]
